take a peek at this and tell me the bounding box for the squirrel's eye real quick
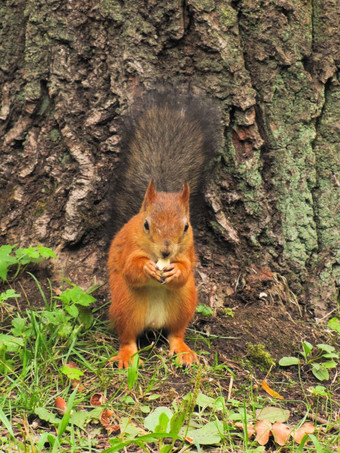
[184,223,189,232]
[144,220,150,231]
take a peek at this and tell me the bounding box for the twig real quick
[228,374,234,401]
[304,413,339,431]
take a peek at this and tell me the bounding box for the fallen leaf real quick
[235,422,256,438]
[248,267,273,282]
[65,361,78,369]
[225,285,235,296]
[105,424,120,434]
[256,406,290,422]
[55,397,67,415]
[255,420,272,445]
[293,422,315,444]
[262,379,284,399]
[90,393,107,406]
[71,380,85,391]
[271,422,292,446]
[185,436,194,444]
[100,408,114,427]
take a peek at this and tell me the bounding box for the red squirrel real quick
[107,90,220,368]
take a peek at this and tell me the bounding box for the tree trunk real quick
[0,0,339,316]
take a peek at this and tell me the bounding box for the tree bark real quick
[0,0,339,316]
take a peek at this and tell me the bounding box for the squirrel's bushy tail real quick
[113,89,222,229]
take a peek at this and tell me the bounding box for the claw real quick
[162,264,181,284]
[168,338,198,366]
[108,344,140,369]
[144,260,163,283]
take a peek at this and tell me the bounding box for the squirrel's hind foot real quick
[168,336,198,366]
[108,343,141,369]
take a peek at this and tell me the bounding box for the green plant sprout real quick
[0,244,56,281]
[279,341,339,381]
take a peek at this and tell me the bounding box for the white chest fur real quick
[144,286,169,329]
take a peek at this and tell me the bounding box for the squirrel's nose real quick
[161,250,170,258]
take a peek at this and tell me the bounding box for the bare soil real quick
[4,226,338,412]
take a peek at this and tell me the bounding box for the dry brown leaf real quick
[105,424,120,434]
[65,361,78,369]
[255,420,272,445]
[261,379,284,400]
[248,267,273,282]
[234,422,256,438]
[90,393,107,406]
[271,422,292,446]
[71,379,86,391]
[100,408,114,427]
[225,285,235,296]
[55,397,67,415]
[293,422,315,444]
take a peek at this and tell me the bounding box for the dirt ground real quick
[5,225,338,408]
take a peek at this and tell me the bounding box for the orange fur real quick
[108,182,198,368]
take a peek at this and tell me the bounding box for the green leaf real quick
[256,407,290,423]
[34,407,60,425]
[279,356,300,366]
[60,364,84,381]
[78,306,93,329]
[57,323,73,338]
[36,245,56,259]
[308,385,328,397]
[15,245,56,265]
[0,289,21,302]
[147,394,161,400]
[196,393,216,410]
[140,406,151,414]
[11,318,27,336]
[327,317,340,333]
[69,410,89,428]
[187,420,223,445]
[0,245,17,281]
[120,417,140,439]
[316,344,335,354]
[43,311,67,325]
[322,352,339,359]
[58,286,96,307]
[196,303,213,316]
[155,412,170,434]
[301,341,313,359]
[311,364,329,381]
[120,395,134,404]
[65,304,79,318]
[320,360,337,369]
[0,334,24,353]
[15,247,41,264]
[144,407,173,433]
[169,409,186,437]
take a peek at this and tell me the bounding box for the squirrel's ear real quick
[141,181,157,211]
[180,183,190,205]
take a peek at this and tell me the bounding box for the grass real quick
[0,248,339,452]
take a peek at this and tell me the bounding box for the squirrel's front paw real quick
[144,260,163,283]
[161,264,181,284]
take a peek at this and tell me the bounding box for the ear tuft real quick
[141,181,157,211]
[180,183,190,205]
